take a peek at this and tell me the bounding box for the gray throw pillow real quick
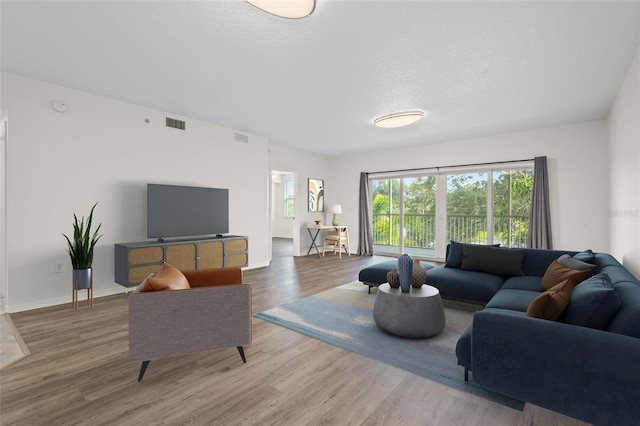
[461,245,525,276]
[557,254,597,271]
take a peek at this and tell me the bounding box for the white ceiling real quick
[2,1,639,157]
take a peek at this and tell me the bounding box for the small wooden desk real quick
[305,225,348,257]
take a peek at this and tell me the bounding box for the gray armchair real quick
[129,266,251,381]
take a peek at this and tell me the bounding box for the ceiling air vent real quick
[166,117,186,130]
[234,133,249,143]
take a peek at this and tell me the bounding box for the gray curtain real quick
[358,172,374,255]
[527,156,553,249]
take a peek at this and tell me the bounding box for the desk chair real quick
[322,230,350,258]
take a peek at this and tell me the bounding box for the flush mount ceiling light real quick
[373,111,425,128]
[247,0,316,19]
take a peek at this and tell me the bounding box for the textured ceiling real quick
[2,1,639,156]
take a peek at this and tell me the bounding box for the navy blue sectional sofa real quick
[358,244,640,424]
[425,242,640,426]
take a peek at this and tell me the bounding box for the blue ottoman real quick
[359,259,436,293]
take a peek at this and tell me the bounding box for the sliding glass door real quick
[371,178,401,254]
[403,176,437,257]
[372,175,438,257]
[370,164,533,260]
[447,172,488,244]
[492,169,533,248]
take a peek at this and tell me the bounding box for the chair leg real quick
[464,367,469,382]
[138,360,150,382]
[237,346,247,363]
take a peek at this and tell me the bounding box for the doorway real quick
[270,170,295,257]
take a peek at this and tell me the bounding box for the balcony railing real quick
[372,213,528,250]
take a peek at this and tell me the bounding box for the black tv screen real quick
[147,184,229,239]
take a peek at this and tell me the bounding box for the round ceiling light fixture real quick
[247,0,316,19]
[373,111,425,128]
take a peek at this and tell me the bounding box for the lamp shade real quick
[330,205,342,214]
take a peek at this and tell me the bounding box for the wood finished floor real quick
[0,239,588,426]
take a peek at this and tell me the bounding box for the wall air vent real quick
[166,117,186,130]
[234,133,249,143]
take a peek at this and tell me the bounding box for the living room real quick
[1,1,639,424]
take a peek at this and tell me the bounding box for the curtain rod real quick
[367,158,536,175]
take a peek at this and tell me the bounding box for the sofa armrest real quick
[471,308,640,426]
[182,267,243,288]
[129,283,251,362]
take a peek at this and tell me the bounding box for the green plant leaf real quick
[63,202,102,270]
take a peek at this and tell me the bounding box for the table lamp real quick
[330,205,342,226]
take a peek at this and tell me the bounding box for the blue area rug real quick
[255,282,524,411]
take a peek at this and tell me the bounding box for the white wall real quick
[4,67,632,312]
[2,73,270,312]
[0,111,7,313]
[328,120,611,256]
[608,47,640,277]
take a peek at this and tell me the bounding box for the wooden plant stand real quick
[73,277,93,311]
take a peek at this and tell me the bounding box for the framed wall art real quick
[308,178,324,212]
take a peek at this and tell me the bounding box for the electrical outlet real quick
[55,263,65,273]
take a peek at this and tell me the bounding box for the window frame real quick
[369,161,533,260]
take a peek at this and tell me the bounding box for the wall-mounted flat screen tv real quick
[147,184,229,240]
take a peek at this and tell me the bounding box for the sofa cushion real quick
[540,260,593,291]
[557,254,597,271]
[359,260,435,285]
[358,260,400,284]
[445,241,499,268]
[606,281,640,338]
[501,276,543,292]
[526,279,573,320]
[426,267,504,303]
[485,289,541,312]
[565,273,620,330]
[598,264,639,285]
[461,245,525,277]
[521,248,578,277]
[142,263,190,291]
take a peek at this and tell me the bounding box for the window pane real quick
[493,169,532,247]
[403,176,437,256]
[284,180,294,217]
[447,172,487,244]
[371,178,401,254]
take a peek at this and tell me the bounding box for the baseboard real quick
[7,263,271,313]
[245,261,270,270]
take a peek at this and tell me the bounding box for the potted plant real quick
[63,202,103,292]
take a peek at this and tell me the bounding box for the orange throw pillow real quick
[143,263,190,291]
[526,279,573,320]
[540,260,593,291]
